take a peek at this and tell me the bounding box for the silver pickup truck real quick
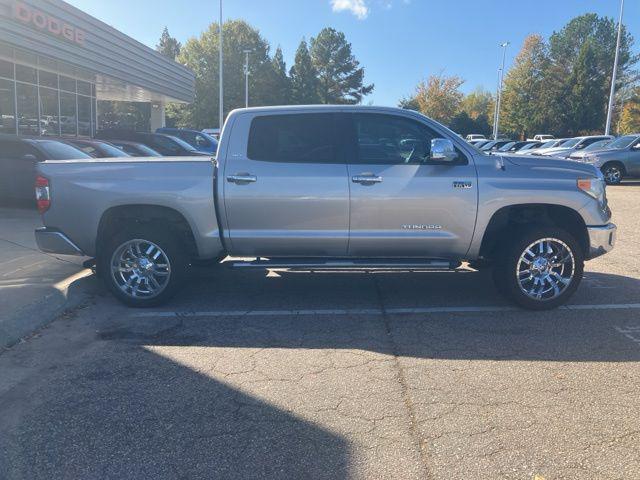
[34,106,616,310]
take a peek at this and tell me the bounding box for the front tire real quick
[602,162,624,185]
[98,225,188,307]
[492,227,584,310]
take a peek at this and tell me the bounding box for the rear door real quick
[0,140,42,203]
[223,112,350,257]
[344,113,478,258]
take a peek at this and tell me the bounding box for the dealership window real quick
[78,95,91,136]
[0,59,13,79]
[39,86,59,136]
[60,91,77,136]
[16,82,38,136]
[0,78,16,134]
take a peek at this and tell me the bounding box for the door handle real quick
[227,174,257,184]
[352,175,383,185]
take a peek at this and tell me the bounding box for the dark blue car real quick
[156,128,218,154]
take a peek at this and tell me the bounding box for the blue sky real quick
[67,0,639,106]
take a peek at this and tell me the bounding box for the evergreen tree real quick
[156,27,181,61]
[289,40,321,104]
[568,40,605,134]
[270,46,291,105]
[310,28,373,104]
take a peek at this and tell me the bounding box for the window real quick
[0,59,13,80]
[248,114,335,163]
[39,70,58,89]
[59,76,76,93]
[0,141,36,159]
[39,87,59,136]
[60,91,77,136]
[16,64,37,84]
[0,78,16,134]
[77,81,91,96]
[37,141,91,160]
[78,95,91,136]
[352,114,441,165]
[16,83,38,136]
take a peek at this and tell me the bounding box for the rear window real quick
[37,141,92,160]
[247,114,334,163]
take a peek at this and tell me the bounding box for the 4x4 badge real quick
[453,181,473,189]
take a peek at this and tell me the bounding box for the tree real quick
[460,87,494,121]
[398,95,420,112]
[289,39,321,104]
[567,40,605,134]
[310,28,373,104]
[618,89,640,134]
[169,20,277,128]
[500,34,551,139]
[546,14,638,135]
[413,74,464,125]
[156,27,181,61]
[270,46,291,105]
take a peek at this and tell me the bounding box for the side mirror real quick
[430,138,458,163]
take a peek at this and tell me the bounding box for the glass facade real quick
[0,57,97,137]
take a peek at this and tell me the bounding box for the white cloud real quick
[331,0,369,20]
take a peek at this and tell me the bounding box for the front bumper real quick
[586,223,617,259]
[35,227,84,256]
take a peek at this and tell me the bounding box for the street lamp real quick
[218,0,224,130]
[605,0,625,136]
[243,49,252,108]
[493,41,510,140]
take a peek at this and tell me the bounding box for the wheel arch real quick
[479,204,589,261]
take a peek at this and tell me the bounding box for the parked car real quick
[566,139,613,161]
[539,135,614,158]
[481,140,512,152]
[576,134,640,185]
[62,139,131,158]
[0,134,90,205]
[109,140,162,157]
[527,134,555,142]
[513,142,543,154]
[202,128,221,139]
[525,139,571,156]
[35,106,615,311]
[466,134,487,142]
[156,128,218,154]
[469,140,491,148]
[497,141,538,153]
[95,130,210,157]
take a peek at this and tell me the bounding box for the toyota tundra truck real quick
[34,106,616,310]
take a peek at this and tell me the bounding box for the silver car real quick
[576,134,640,184]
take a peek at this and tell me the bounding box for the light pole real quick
[243,49,252,108]
[493,41,509,140]
[218,0,224,130]
[605,0,625,136]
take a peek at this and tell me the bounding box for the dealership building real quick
[0,0,194,137]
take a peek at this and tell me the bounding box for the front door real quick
[344,113,478,258]
[223,112,350,257]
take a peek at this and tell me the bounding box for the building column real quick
[149,102,165,131]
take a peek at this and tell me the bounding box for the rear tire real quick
[492,227,584,310]
[98,225,188,307]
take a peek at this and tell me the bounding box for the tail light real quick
[35,175,50,213]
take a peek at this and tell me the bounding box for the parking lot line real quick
[131,303,640,318]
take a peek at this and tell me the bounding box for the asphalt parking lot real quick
[1,182,639,480]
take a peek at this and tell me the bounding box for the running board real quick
[230,258,462,270]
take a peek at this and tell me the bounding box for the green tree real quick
[546,14,638,135]
[413,74,464,125]
[169,20,277,128]
[618,89,640,134]
[460,87,494,121]
[270,46,291,105]
[398,95,420,111]
[310,28,373,104]
[501,34,551,139]
[567,40,605,134]
[156,27,181,61]
[289,39,321,104]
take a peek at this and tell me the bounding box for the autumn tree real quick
[618,89,640,134]
[414,74,464,125]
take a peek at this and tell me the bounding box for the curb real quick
[0,269,94,349]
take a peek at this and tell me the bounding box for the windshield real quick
[583,140,612,152]
[37,141,92,160]
[520,143,538,151]
[559,138,580,148]
[166,135,198,152]
[538,141,555,149]
[608,135,639,149]
[481,141,497,150]
[498,142,516,152]
[96,142,131,157]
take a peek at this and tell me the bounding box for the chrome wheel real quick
[603,165,622,184]
[516,238,575,301]
[110,239,171,299]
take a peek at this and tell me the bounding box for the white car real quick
[539,136,614,158]
[517,139,568,155]
[466,134,487,142]
[527,134,555,142]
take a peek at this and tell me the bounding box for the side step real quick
[230,258,462,270]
